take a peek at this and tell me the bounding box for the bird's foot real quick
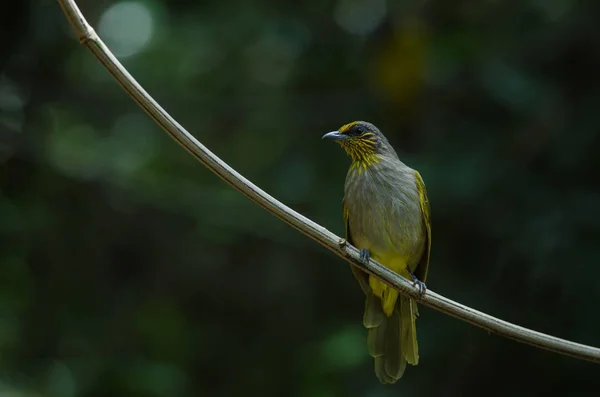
[359,249,371,265]
[408,270,427,297]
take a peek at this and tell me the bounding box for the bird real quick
[322,121,431,383]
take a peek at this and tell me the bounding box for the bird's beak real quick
[322,131,347,141]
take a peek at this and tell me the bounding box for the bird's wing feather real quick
[414,171,431,282]
[343,199,370,294]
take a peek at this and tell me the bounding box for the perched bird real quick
[322,121,431,383]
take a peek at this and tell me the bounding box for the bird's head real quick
[322,121,389,166]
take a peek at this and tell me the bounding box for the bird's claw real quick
[409,271,427,297]
[359,249,371,264]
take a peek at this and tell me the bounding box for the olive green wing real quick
[414,171,431,282]
[343,199,370,294]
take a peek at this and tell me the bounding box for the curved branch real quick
[56,0,600,364]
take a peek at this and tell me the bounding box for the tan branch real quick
[56,0,600,364]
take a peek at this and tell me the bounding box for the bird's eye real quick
[348,126,364,137]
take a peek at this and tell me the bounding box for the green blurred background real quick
[2,0,600,396]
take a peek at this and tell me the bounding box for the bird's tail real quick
[364,292,419,384]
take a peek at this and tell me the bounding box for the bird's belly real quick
[352,233,413,277]
[352,229,416,315]
[347,202,424,275]
[344,171,425,275]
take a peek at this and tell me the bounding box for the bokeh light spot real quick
[321,326,365,369]
[334,0,387,36]
[245,34,302,86]
[107,113,159,180]
[47,121,103,181]
[98,2,154,58]
[0,75,26,135]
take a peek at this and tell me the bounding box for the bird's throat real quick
[346,149,380,172]
[341,138,380,169]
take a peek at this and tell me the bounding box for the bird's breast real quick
[344,163,424,268]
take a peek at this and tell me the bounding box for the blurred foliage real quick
[1,0,600,396]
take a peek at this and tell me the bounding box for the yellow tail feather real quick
[364,292,419,383]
